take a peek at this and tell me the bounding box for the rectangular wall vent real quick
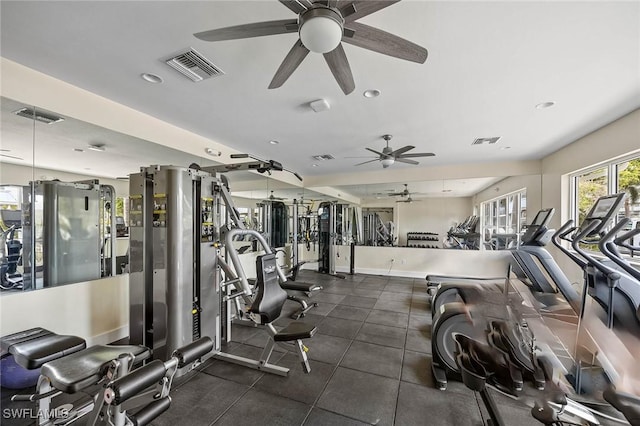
[13,107,64,124]
[312,154,335,161]
[472,137,500,145]
[165,48,224,82]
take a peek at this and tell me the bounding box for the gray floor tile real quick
[152,372,248,426]
[327,304,370,321]
[395,381,482,426]
[340,341,403,379]
[410,299,430,313]
[303,408,370,426]
[349,288,383,298]
[408,313,432,332]
[405,328,431,354]
[323,284,357,295]
[378,291,412,302]
[366,309,409,328]
[317,367,399,426]
[306,302,336,316]
[213,389,311,426]
[253,355,335,404]
[356,280,387,290]
[384,283,414,294]
[204,343,285,386]
[373,298,411,314]
[317,316,363,339]
[229,322,261,343]
[355,322,407,349]
[401,350,433,387]
[338,294,378,309]
[306,333,351,365]
[311,292,347,304]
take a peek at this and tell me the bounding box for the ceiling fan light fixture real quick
[299,7,343,54]
[381,158,395,168]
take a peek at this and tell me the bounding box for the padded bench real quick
[42,344,150,394]
[1,328,86,370]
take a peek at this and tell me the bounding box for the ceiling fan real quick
[353,135,435,168]
[388,183,412,197]
[396,196,417,204]
[194,1,428,95]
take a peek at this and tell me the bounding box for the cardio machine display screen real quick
[586,193,625,220]
[531,209,553,226]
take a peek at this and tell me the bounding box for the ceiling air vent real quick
[472,137,501,145]
[13,107,64,124]
[165,48,224,82]
[312,154,335,161]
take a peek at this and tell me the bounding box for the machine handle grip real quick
[130,396,172,426]
[172,337,213,368]
[614,228,640,248]
[105,360,167,405]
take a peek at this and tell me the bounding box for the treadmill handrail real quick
[552,220,587,269]
[600,218,640,282]
[571,220,621,282]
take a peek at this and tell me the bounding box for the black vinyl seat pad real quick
[273,321,316,342]
[1,328,86,370]
[280,281,321,292]
[41,345,150,394]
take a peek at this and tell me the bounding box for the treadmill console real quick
[577,193,626,238]
[521,208,555,246]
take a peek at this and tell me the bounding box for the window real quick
[570,154,640,254]
[480,189,527,249]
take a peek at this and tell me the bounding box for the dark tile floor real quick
[153,271,540,426]
[0,272,541,426]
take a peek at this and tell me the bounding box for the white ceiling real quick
[1,1,639,196]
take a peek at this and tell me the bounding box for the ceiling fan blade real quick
[389,145,415,156]
[340,1,400,23]
[343,22,428,63]
[194,19,298,42]
[365,147,388,157]
[269,40,310,89]
[395,158,419,165]
[278,0,310,14]
[344,156,378,158]
[323,44,355,95]
[355,159,380,166]
[397,152,435,158]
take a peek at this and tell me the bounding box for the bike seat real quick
[41,345,150,394]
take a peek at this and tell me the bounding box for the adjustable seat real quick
[248,253,316,373]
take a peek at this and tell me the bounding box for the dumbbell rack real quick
[406,232,440,248]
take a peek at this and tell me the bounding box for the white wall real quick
[473,174,543,218]
[395,197,472,246]
[0,275,128,345]
[334,245,512,279]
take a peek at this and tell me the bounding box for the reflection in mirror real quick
[0,96,224,292]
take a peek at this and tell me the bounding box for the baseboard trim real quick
[335,266,426,279]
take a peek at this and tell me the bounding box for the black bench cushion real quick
[1,328,87,370]
[274,321,316,342]
[280,281,321,292]
[41,345,150,394]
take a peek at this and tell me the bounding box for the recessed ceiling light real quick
[312,164,319,167]
[204,147,221,156]
[363,89,381,98]
[535,101,555,109]
[269,140,279,145]
[500,146,511,150]
[141,73,163,84]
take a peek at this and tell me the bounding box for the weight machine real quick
[128,165,315,376]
